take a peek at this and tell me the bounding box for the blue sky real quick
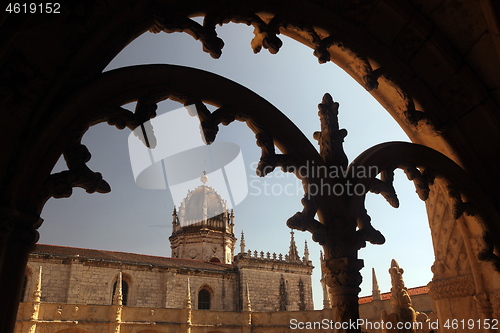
[39,22,434,309]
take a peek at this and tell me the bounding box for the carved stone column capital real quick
[322,257,364,291]
[321,257,363,329]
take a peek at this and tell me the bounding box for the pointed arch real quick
[197,284,213,310]
[20,265,34,303]
[110,272,134,306]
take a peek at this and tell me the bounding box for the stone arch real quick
[110,272,135,306]
[21,47,500,329]
[20,264,35,303]
[4,2,496,271]
[1,1,500,331]
[197,283,214,310]
[3,1,497,221]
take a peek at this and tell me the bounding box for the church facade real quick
[15,177,315,333]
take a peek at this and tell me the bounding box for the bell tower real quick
[169,172,237,264]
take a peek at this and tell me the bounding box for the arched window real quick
[198,288,211,309]
[20,274,28,302]
[112,279,129,306]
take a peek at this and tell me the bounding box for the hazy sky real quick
[39,22,434,309]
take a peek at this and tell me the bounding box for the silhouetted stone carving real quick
[381,260,433,333]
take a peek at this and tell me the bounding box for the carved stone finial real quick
[184,278,192,309]
[31,266,42,303]
[113,272,123,306]
[288,230,300,262]
[313,93,348,168]
[372,268,381,301]
[230,209,235,225]
[172,205,178,225]
[240,231,246,254]
[200,170,208,185]
[381,259,417,331]
[245,283,252,312]
[303,240,310,263]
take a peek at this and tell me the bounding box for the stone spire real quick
[372,268,381,301]
[113,272,123,306]
[182,278,192,330]
[172,205,178,232]
[303,240,310,262]
[245,283,252,312]
[184,278,192,309]
[288,230,300,261]
[230,209,235,225]
[28,266,43,332]
[240,231,246,254]
[172,205,178,222]
[31,266,42,303]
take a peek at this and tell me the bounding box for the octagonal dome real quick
[177,173,228,227]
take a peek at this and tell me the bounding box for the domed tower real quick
[169,172,237,264]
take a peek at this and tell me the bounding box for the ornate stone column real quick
[322,256,364,330]
[0,207,40,333]
[285,94,373,332]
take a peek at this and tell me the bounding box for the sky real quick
[38,22,434,309]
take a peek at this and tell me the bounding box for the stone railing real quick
[238,249,309,265]
[16,302,328,333]
[173,217,234,234]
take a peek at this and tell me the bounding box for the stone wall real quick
[25,256,239,311]
[26,261,71,304]
[165,270,238,311]
[236,256,314,312]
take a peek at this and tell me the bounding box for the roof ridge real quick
[34,244,233,268]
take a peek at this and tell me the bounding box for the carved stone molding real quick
[428,275,475,300]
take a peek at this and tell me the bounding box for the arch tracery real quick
[37,62,499,328]
[1,1,499,332]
